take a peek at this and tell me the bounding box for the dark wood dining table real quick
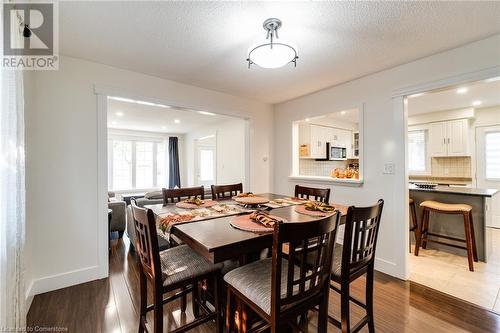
[146,193,347,264]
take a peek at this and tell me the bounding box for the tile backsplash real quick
[431,156,471,178]
[299,159,347,177]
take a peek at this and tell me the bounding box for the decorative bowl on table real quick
[413,182,438,189]
[175,197,217,209]
[233,196,270,206]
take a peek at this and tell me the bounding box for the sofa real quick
[108,192,126,237]
[126,191,170,251]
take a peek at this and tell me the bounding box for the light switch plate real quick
[383,163,395,174]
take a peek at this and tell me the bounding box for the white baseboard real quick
[25,280,34,316]
[375,257,406,280]
[28,265,105,297]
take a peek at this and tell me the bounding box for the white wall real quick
[24,55,273,298]
[184,117,247,188]
[273,35,500,279]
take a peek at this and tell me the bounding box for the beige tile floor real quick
[409,227,500,314]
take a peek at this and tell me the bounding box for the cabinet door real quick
[447,119,469,156]
[428,122,447,157]
[310,125,326,158]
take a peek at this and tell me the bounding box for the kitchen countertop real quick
[409,184,498,197]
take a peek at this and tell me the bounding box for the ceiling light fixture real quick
[111,121,117,125]
[174,119,181,124]
[247,18,298,69]
[340,111,347,115]
[161,126,167,130]
[456,87,468,94]
[198,111,216,116]
[472,100,482,106]
[115,111,124,117]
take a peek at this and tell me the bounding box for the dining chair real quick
[211,183,243,199]
[131,202,224,333]
[224,211,341,332]
[328,199,384,333]
[162,185,205,205]
[294,185,331,203]
[130,198,170,251]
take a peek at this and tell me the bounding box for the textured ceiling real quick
[60,2,500,103]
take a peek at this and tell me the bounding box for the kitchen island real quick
[409,184,498,262]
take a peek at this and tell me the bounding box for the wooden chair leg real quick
[415,209,427,256]
[226,287,233,332]
[317,288,329,333]
[192,281,200,318]
[366,267,375,333]
[153,286,164,333]
[422,210,430,249]
[138,271,147,333]
[213,273,223,333]
[340,282,351,333]
[469,212,478,262]
[463,213,474,272]
[180,286,187,312]
[410,202,420,254]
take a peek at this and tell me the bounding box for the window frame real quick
[408,125,431,176]
[108,133,169,191]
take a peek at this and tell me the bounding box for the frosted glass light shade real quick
[248,43,297,69]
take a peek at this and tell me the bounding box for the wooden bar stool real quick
[415,200,478,271]
[409,198,420,253]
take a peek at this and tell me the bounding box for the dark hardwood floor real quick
[27,234,500,332]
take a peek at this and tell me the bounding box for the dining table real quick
[145,193,348,264]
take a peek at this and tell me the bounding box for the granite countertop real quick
[409,184,498,197]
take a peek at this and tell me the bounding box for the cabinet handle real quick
[443,138,446,145]
[448,138,450,144]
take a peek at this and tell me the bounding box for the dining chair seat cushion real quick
[160,244,222,287]
[420,200,472,212]
[224,258,300,315]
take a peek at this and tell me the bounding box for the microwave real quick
[329,144,347,160]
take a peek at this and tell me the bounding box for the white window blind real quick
[408,130,427,173]
[486,131,500,179]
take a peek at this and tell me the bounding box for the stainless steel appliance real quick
[329,144,347,160]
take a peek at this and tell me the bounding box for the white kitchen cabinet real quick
[299,124,353,159]
[429,122,448,157]
[428,119,469,157]
[299,124,328,159]
[447,119,469,156]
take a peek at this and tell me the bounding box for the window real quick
[135,142,154,188]
[408,130,428,173]
[112,140,132,190]
[108,137,168,190]
[486,131,500,179]
[199,149,214,181]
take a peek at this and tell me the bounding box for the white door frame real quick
[392,65,500,281]
[95,85,252,277]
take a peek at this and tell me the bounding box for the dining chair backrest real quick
[211,183,243,199]
[162,186,205,205]
[271,211,341,317]
[341,199,384,279]
[131,201,161,282]
[294,185,331,203]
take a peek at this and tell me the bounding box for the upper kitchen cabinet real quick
[429,119,469,157]
[299,123,328,159]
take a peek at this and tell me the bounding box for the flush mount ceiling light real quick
[247,18,298,69]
